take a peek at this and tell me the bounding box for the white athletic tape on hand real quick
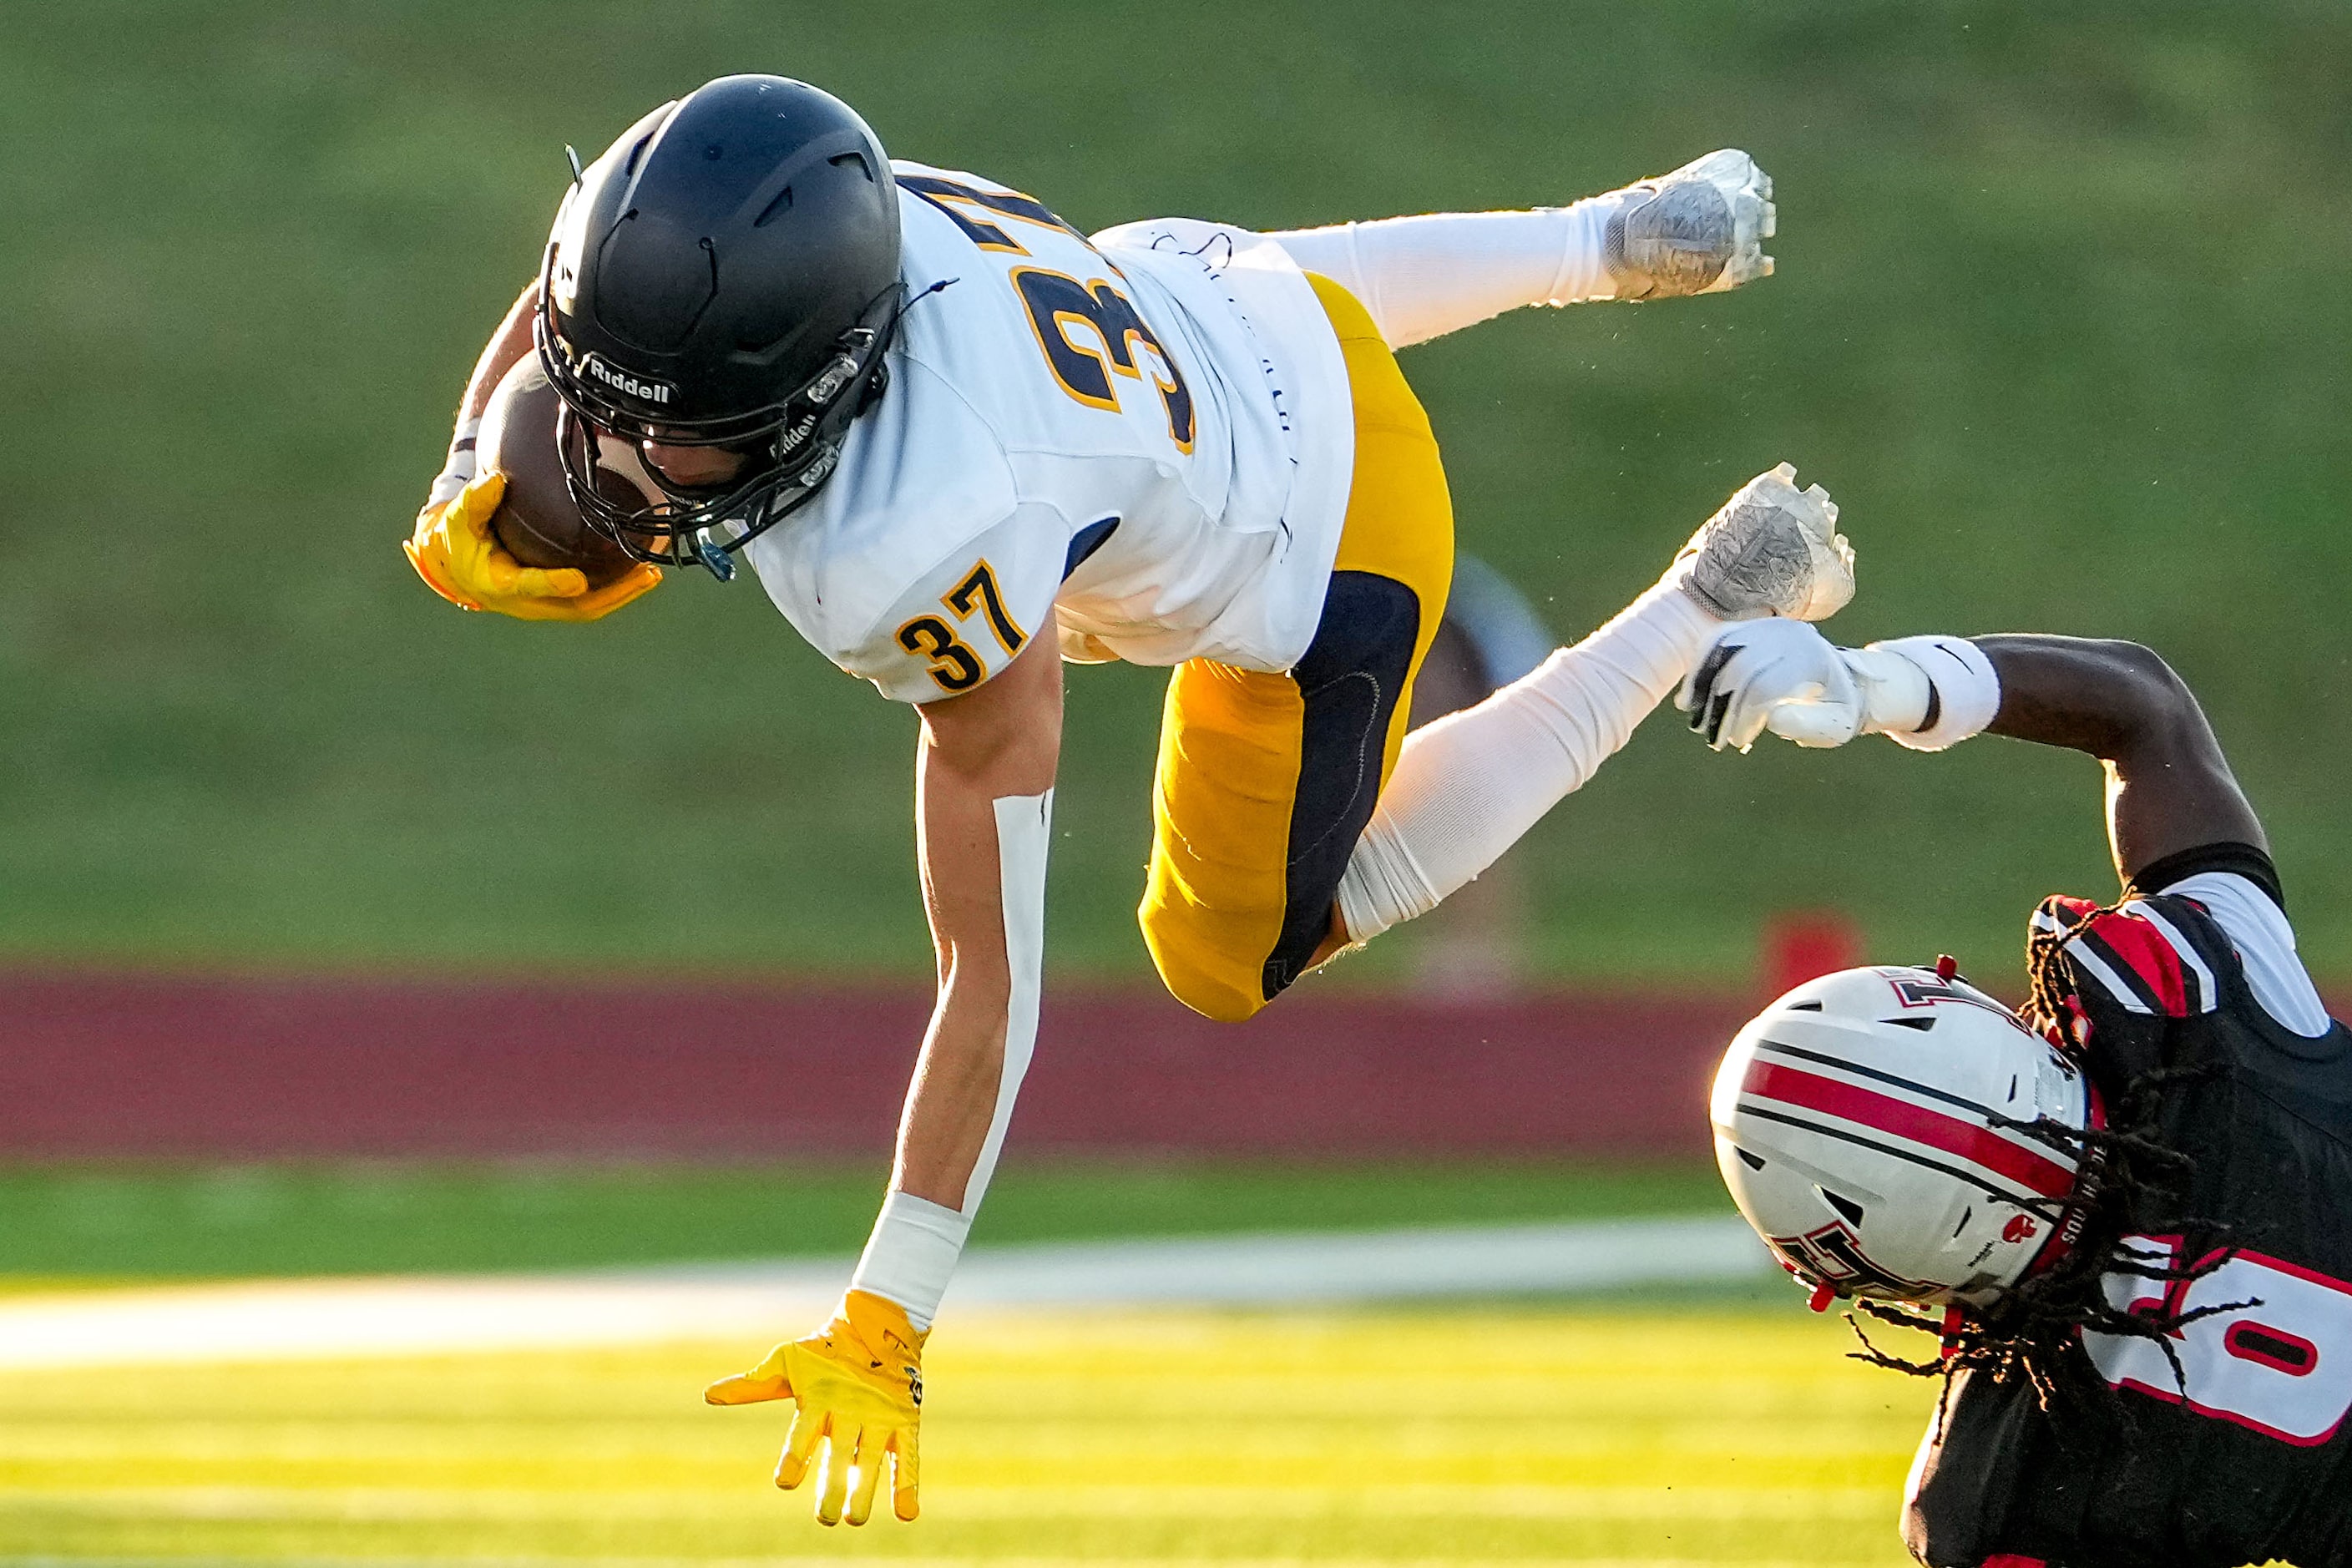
[427,417,483,508]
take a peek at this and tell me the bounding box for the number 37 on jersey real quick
[897,560,1029,695]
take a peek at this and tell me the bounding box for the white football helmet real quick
[1712,962,2098,1310]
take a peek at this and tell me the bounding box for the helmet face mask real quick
[1712,964,2100,1312]
[536,275,898,574]
[531,75,907,576]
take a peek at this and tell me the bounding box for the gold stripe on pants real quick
[1139,273,1454,1022]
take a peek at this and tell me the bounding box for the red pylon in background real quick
[1762,910,1866,999]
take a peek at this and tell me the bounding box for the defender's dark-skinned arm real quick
[1683,623,2268,887]
[1976,635,2265,884]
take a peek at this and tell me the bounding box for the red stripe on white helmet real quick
[1740,1058,2077,1199]
[1712,964,2094,1309]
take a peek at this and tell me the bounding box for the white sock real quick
[1268,199,1619,349]
[1338,575,1717,942]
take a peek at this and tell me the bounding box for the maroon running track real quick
[0,972,1756,1161]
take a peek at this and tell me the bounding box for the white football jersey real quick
[743,162,1353,704]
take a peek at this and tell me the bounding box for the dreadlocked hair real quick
[1843,1081,2238,1430]
[2021,895,2094,1050]
[1841,898,2245,1430]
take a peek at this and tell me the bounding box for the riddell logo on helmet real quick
[581,354,675,407]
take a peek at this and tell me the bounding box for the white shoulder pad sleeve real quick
[2154,871,2334,1039]
[839,506,1069,703]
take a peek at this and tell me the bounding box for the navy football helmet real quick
[536,75,903,574]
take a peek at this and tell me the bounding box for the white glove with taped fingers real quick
[1607,149,1776,301]
[1680,618,1859,752]
[1676,463,1854,624]
[1679,620,1944,753]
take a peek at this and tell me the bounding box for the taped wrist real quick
[427,417,483,508]
[849,1191,970,1332]
[1841,647,1931,736]
[1860,635,2000,751]
[1338,578,1714,941]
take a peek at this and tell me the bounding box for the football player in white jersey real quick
[404,75,1854,1525]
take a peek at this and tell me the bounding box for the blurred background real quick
[1,2,2347,1565]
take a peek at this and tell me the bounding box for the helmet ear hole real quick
[1819,1188,1867,1225]
[1734,1146,1767,1171]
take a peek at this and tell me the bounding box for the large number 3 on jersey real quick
[1009,268,1196,453]
[898,171,1197,455]
[2086,1237,2352,1444]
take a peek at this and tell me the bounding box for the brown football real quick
[477,357,650,589]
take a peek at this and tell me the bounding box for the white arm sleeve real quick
[849,789,1053,1328]
[1268,200,1618,348]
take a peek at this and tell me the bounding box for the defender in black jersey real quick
[1681,624,2352,1568]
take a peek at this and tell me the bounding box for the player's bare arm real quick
[898,634,1062,1204]
[1679,620,2267,877]
[693,633,1061,1528]
[454,283,539,435]
[1973,634,2266,877]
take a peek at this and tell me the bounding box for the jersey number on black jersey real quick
[2089,1237,2352,1445]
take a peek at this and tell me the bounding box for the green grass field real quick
[5,2,2349,985]
[0,1161,1730,1280]
[0,1307,1940,1565]
[0,1161,1953,1565]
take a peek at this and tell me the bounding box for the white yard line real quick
[0,1215,1766,1369]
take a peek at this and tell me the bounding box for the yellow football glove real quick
[402,473,662,622]
[706,1289,926,1526]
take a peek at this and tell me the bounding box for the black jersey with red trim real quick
[1904,846,2352,1568]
